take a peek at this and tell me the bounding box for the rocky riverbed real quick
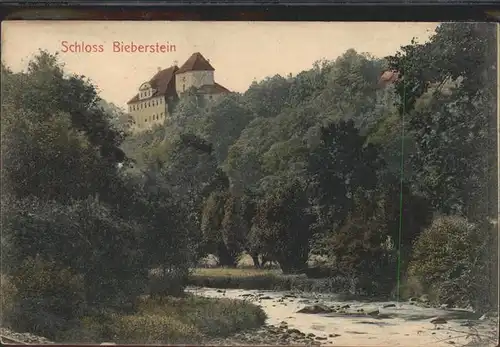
[2,290,497,346]
[189,287,499,347]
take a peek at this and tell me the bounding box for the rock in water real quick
[297,304,333,314]
[430,317,448,329]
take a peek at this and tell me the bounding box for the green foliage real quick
[0,274,17,326]
[1,51,199,340]
[204,94,255,164]
[124,26,495,310]
[4,256,86,339]
[408,216,496,311]
[244,75,292,118]
[3,196,149,307]
[327,196,396,296]
[62,295,266,344]
[4,23,496,342]
[253,180,315,274]
[387,23,497,221]
[307,120,384,233]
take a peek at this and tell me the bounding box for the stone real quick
[383,303,396,308]
[420,294,430,303]
[297,304,333,314]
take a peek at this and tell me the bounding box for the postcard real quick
[1,20,498,347]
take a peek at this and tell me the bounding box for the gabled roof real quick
[127,65,178,104]
[197,82,231,95]
[176,52,215,74]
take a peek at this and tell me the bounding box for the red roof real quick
[127,65,178,104]
[379,70,400,86]
[176,52,215,74]
[197,82,231,94]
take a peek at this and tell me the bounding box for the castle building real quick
[127,52,230,133]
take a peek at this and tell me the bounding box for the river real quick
[187,287,497,347]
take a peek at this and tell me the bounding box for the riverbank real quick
[189,287,499,347]
[1,294,267,344]
[188,267,352,293]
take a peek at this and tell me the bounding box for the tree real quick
[253,180,315,274]
[1,51,195,337]
[386,23,497,222]
[307,120,384,234]
[387,22,498,310]
[2,50,125,203]
[200,190,231,265]
[204,94,255,164]
[243,75,291,119]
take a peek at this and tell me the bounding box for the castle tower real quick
[175,52,215,95]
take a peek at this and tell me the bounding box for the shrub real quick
[61,295,266,344]
[5,256,86,339]
[0,273,17,327]
[148,267,190,298]
[408,215,496,311]
[399,276,425,300]
[3,196,149,311]
[328,214,397,296]
[137,295,266,338]
[109,313,202,344]
[187,268,353,294]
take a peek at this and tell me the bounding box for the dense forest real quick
[1,23,498,341]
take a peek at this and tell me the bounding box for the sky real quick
[2,21,438,109]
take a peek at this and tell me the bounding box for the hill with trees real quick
[123,23,497,310]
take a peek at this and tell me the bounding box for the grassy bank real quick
[59,294,267,344]
[188,267,351,294]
